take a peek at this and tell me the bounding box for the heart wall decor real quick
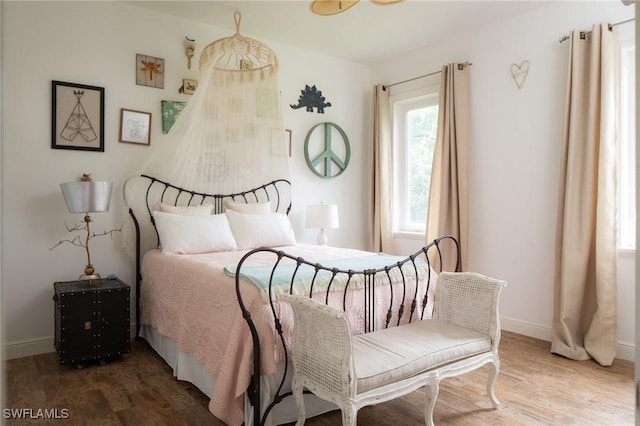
[510,60,530,90]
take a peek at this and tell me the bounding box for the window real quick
[391,87,439,234]
[618,34,635,250]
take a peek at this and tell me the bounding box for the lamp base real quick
[79,273,101,280]
[79,264,101,284]
[78,273,101,286]
[317,228,328,246]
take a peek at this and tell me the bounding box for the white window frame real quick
[390,85,439,237]
[618,27,635,252]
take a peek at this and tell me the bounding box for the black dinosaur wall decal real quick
[290,84,332,113]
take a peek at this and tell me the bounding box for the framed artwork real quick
[119,109,151,146]
[285,129,292,157]
[136,54,164,89]
[51,80,105,152]
[270,128,292,157]
[161,100,187,134]
[183,78,198,95]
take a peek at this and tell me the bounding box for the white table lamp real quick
[305,202,339,246]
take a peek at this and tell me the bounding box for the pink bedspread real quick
[141,244,435,425]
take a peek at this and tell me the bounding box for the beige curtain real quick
[551,23,618,366]
[425,63,470,272]
[370,84,393,252]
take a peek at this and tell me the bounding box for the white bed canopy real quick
[122,12,290,258]
[143,11,290,194]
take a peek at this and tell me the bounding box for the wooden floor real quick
[4,331,635,425]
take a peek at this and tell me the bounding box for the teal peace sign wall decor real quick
[304,122,351,178]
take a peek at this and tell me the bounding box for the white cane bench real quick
[284,271,507,426]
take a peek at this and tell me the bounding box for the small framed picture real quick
[183,78,198,95]
[270,128,292,157]
[136,54,164,89]
[119,108,151,146]
[161,100,187,133]
[285,129,292,157]
[51,80,105,152]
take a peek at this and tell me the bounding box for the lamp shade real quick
[60,181,113,213]
[305,203,339,229]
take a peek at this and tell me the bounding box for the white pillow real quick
[157,203,214,216]
[153,211,237,254]
[226,210,296,249]
[224,200,271,215]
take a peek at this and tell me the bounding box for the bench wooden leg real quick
[487,358,501,409]
[292,377,306,425]
[424,378,439,426]
[341,404,357,426]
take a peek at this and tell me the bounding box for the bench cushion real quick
[352,320,492,393]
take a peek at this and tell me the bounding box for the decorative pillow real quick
[226,209,296,249]
[224,200,271,215]
[157,203,214,216]
[153,211,237,254]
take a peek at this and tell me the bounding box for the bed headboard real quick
[123,174,292,336]
[125,174,292,249]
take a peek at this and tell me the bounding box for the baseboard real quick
[616,341,635,362]
[501,316,552,341]
[4,323,139,361]
[3,320,635,362]
[501,316,635,362]
[5,336,55,360]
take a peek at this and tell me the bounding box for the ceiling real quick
[127,1,549,64]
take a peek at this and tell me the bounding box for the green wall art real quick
[161,100,187,134]
[304,122,350,178]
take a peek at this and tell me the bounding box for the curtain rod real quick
[383,62,472,91]
[558,18,634,43]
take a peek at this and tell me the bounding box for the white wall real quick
[1,1,370,358]
[281,48,371,249]
[372,1,635,359]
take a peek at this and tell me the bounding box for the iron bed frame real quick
[125,175,460,426]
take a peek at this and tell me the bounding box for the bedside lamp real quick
[60,175,113,281]
[305,202,339,246]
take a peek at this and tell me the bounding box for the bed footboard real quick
[235,235,460,426]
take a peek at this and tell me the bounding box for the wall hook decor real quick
[291,84,332,113]
[184,36,196,70]
[510,60,530,89]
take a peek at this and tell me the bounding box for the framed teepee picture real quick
[51,80,105,152]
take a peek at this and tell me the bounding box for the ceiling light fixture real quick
[310,0,403,16]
